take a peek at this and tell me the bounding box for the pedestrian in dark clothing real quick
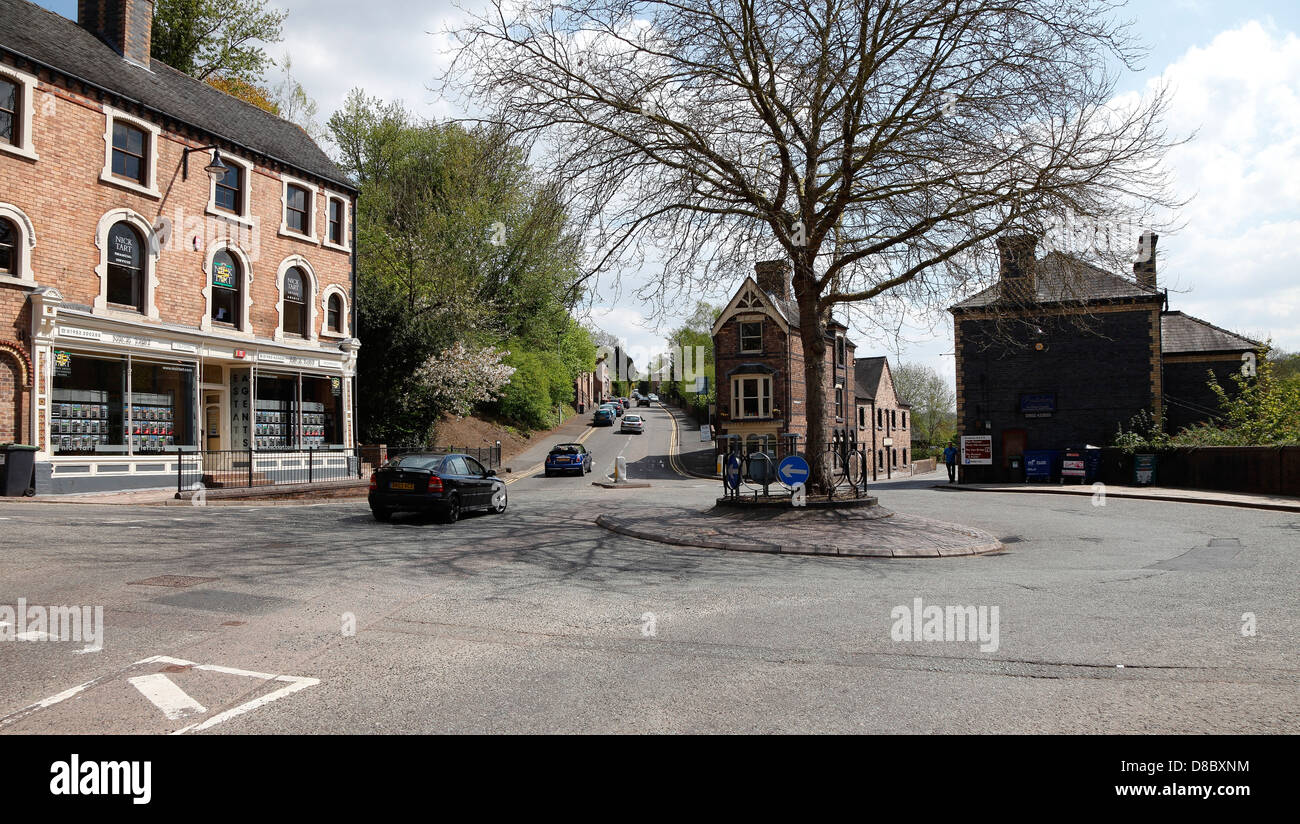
[943,444,959,483]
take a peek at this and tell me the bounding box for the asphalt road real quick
[0,406,1295,733]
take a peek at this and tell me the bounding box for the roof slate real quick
[0,0,352,190]
[950,252,1161,310]
[854,356,886,400]
[1161,311,1259,354]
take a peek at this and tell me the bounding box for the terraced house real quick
[0,0,359,493]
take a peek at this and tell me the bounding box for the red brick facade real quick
[0,2,358,491]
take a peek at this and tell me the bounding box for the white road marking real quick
[128,673,207,720]
[0,654,319,734]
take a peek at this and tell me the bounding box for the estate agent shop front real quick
[30,288,359,494]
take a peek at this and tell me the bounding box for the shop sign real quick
[1020,393,1055,417]
[330,377,341,397]
[284,274,303,302]
[212,260,237,289]
[258,352,286,364]
[109,226,138,267]
[54,350,72,377]
[171,342,198,354]
[111,333,153,348]
[960,435,993,465]
[58,327,102,341]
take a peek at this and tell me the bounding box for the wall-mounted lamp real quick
[182,146,229,182]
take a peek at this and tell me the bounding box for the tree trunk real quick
[793,254,830,493]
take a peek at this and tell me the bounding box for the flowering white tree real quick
[412,343,516,422]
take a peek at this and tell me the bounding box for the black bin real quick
[0,444,37,497]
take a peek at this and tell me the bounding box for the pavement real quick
[934,479,1300,512]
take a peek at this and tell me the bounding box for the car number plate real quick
[390,481,415,491]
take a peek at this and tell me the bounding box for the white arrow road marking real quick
[128,673,207,720]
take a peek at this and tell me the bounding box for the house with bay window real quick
[0,0,359,492]
[711,260,858,453]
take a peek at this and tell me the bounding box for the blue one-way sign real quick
[777,455,810,486]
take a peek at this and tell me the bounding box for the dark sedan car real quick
[369,453,506,523]
[592,406,616,425]
[545,442,592,476]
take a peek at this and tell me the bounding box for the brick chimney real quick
[997,234,1038,303]
[78,0,154,68]
[755,259,793,301]
[1133,231,1158,289]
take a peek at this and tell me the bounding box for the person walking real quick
[943,442,959,484]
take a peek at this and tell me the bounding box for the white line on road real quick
[128,673,207,720]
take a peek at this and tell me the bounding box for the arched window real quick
[283,266,309,336]
[0,218,15,276]
[106,222,144,310]
[211,249,241,327]
[326,293,343,333]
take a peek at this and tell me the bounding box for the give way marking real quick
[0,654,319,734]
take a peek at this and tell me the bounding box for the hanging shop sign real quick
[331,376,341,397]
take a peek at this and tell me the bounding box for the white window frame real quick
[100,105,161,199]
[201,240,254,336]
[322,192,350,252]
[92,208,160,319]
[730,374,772,420]
[0,202,36,284]
[279,174,319,243]
[0,66,39,161]
[738,320,762,354]
[206,151,254,225]
[320,284,349,338]
[274,255,318,342]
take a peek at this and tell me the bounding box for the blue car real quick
[592,407,616,426]
[545,443,592,476]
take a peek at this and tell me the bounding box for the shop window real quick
[255,375,299,450]
[111,121,148,185]
[283,267,309,336]
[285,183,311,235]
[106,221,145,310]
[0,76,16,146]
[302,375,344,446]
[130,360,196,453]
[210,249,241,327]
[326,293,343,333]
[0,218,15,276]
[739,321,762,353]
[51,351,126,455]
[214,163,243,214]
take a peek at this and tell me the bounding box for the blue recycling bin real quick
[1023,450,1058,482]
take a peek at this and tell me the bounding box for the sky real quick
[35,0,1300,384]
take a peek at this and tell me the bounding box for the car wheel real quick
[371,507,392,522]
[439,493,460,524]
[491,486,508,514]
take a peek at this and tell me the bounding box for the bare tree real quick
[448,0,1181,489]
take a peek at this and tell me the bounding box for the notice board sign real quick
[961,435,993,465]
[1062,449,1086,477]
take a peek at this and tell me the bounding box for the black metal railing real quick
[719,434,871,500]
[176,447,364,494]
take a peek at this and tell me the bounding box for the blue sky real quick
[35,1,1300,381]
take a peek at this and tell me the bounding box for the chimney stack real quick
[78,1,154,68]
[997,234,1038,303]
[755,259,793,301]
[1133,231,1158,289]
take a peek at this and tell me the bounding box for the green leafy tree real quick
[1177,347,1300,446]
[891,362,956,451]
[151,0,286,82]
[329,92,589,442]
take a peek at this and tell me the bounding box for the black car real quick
[369,452,506,523]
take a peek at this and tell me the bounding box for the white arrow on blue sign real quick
[777,455,810,485]
[725,455,743,489]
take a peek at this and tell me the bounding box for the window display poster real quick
[213,259,237,289]
[229,368,251,449]
[54,350,72,377]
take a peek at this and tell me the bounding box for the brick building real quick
[0,0,359,492]
[948,233,1257,481]
[853,356,911,479]
[712,260,857,452]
